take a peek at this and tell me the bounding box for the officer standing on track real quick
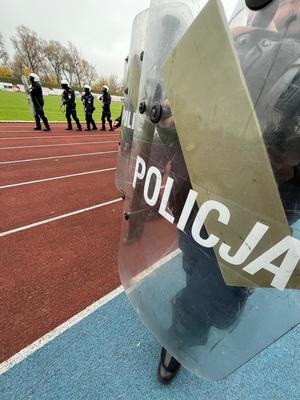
[29,73,51,132]
[81,85,97,131]
[61,80,82,131]
[100,85,114,131]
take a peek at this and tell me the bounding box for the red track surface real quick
[0,153,116,185]
[0,142,117,162]
[0,123,123,362]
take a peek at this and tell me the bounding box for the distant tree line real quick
[0,27,123,94]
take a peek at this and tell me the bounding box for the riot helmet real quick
[101,85,109,93]
[29,73,40,84]
[84,84,91,93]
[61,79,69,90]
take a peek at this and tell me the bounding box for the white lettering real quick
[159,177,175,224]
[144,166,162,207]
[133,155,146,188]
[219,222,269,265]
[192,200,230,248]
[122,110,136,130]
[177,189,198,231]
[243,235,300,290]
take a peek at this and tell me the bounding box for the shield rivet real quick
[139,102,146,114]
[150,103,162,124]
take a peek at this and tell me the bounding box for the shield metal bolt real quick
[150,103,162,124]
[139,102,146,114]
[124,212,130,220]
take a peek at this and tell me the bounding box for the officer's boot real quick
[85,120,91,131]
[34,115,41,130]
[76,120,82,131]
[65,118,72,130]
[92,119,97,130]
[43,117,51,132]
[100,116,106,131]
[108,119,114,131]
[157,348,181,385]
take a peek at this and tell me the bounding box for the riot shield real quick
[21,75,35,116]
[115,9,149,195]
[118,0,300,380]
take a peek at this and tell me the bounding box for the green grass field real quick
[0,91,122,122]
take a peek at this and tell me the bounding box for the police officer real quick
[29,73,51,131]
[61,80,82,131]
[100,85,114,131]
[81,85,97,131]
[118,0,300,387]
[157,0,300,384]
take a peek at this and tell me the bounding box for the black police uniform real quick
[81,92,97,130]
[30,82,50,130]
[157,136,252,383]
[62,87,82,130]
[100,92,113,130]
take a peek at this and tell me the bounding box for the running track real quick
[1,123,300,399]
[0,122,123,362]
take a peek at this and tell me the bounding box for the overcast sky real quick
[1,0,237,80]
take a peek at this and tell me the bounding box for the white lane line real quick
[0,150,118,165]
[0,141,119,150]
[0,131,119,138]
[0,167,116,189]
[0,286,124,376]
[128,248,182,292]
[0,134,118,140]
[0,198,123,237]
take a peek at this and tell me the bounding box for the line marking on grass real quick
[0,286,124,376]
[0,150,118,165]
[0,141,119,150]
[0,134,118,140]
[0,197,123,237]
[0,167,116,189]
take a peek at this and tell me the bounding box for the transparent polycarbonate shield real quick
[118,0,300,380]
[21,75,35,116]
[115,9,149,195]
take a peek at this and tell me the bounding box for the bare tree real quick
[11,25,46,75]
[108,73,120,94]
[9,26,103,88]
[60,49,74,85]
[44,40,68,83]
[0,33,8,65]
[10,53,25,77]
[39,60,53,82]
[66,42,85,87]
[81,59,98,86]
